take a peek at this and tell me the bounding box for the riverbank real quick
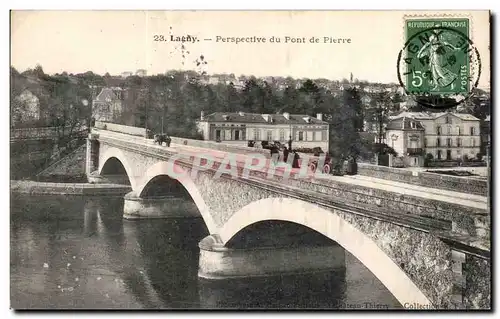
[10,180,131,196]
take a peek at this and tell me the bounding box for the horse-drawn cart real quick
[154,133,171,147]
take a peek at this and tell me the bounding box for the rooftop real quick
[389,111,479,121]
[94,88,119,102]
[200,112,328,125]
[386,117,425,131]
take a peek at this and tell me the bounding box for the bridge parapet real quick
[169,136,270,157]
[357,163,487,196]
[94,121,147,137]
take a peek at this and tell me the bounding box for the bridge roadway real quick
[97,129,486,212]
[175,143,487,211]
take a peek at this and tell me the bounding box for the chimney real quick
[200,111,205,121]
[283,112,290,120]
[316,113,323,121]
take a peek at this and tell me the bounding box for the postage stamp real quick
[397,17,481,109]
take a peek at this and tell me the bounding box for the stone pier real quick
[85,134,100,176]
[198,235,346,280]
[123,191,200,219]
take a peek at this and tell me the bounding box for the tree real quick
[326,89,362,160]
[226,82,241,112]
[241,78,265,113]
[10,67,26,127]
[391,92,404,111]
[372,91,392,146]
[297,79,321,114]
[343,87,364,132]
[33,64,45,78]
[44,75,90,146]
[280,85,300,114]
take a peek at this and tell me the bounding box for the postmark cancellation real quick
[397,15,481,109]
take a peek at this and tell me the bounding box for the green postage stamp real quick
[398,17,481,108]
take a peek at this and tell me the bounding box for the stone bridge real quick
[86,126,490,310]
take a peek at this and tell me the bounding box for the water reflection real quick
[198,270,347,309]
[10,195,401,309]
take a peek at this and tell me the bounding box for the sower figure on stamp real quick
[417,33,460,91]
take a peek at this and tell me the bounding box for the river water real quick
[10,194,401,309]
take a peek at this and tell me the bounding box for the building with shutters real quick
[384,117,426,167]
[92,87,124,123]
[196,111,330,152]
[387,111,481,161]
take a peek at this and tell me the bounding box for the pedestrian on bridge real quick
[270,144,279,163]
[283,146,289,163]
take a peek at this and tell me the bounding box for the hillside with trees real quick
[11,65,490,162]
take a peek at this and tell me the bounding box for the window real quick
[457,138,461,147]
[321,130,327,141]
[437,150,442,159]
[472,138,476,147]
[447,126,451,134]
[267,130,273,141]
[234,130,240,141]
[446,138,452,147]
[470,127,475,135]
[215,130,221,140]
[254,129,261,141]
[436,126,441,135]
[424,138,427,147]
[410,121,416,129]
[315,131,322,141]
[279,129,285,141]
[456,126,461,135]
[436,138,441,147]
[446,150,452,160]
[298,131,304,141]
[445,116,451,124]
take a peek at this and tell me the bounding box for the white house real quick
[389,111,481,160]
[196,111,330,152]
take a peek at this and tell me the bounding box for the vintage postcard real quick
[10,10,491,310]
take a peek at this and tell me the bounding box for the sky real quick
[11,10,490,88]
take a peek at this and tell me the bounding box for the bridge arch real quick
[218,197,431,308]
[135,161,217,233]
[99,147,136,188]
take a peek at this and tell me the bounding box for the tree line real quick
[113,71,376,159]
[17,65,490,161]
[9,65,402,160]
